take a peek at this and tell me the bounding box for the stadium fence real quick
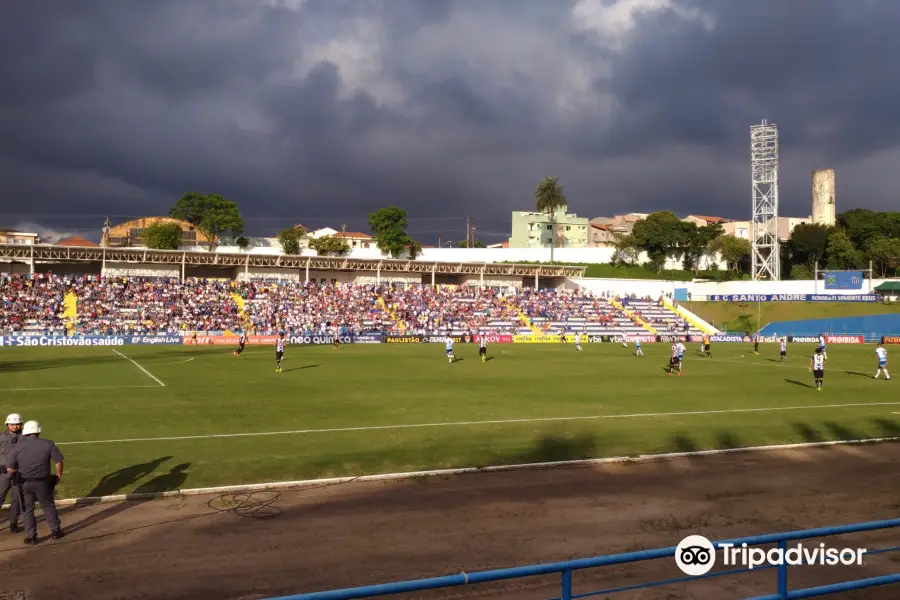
[266,519,900,600]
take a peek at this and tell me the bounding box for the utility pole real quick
[466,217,477,248]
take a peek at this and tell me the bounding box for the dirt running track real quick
[2,444,900,600]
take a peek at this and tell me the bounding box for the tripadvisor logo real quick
[675,534,867,576]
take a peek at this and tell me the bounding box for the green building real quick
[508,206,590,249]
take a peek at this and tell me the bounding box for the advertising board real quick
[824,335,864,344]
[513,334,581,343]
[474,334,514,344]
[184,335,279,345]
[707,294,879,303]
[824,271,863,290]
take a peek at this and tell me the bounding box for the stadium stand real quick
[0,273,704,336]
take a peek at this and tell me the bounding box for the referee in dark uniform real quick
[6,420,64,544]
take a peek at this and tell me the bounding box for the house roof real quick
[334,232,371,239]
[56,236,99,247]
[591,223,611,230]
[689,215,732,224]
[0,228,21,233]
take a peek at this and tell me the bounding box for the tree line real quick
[141,193,422,259]
[139,189,900,280]
[609,209,900,279]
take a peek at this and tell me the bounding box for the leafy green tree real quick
[787,223,832,269]
[825,231,862,270]
[631,211,686,271]
[611,233,640,266]
[790,264,813,280]
[277,226,306,255]
[368,206,417,259]
[867,236,900,277]
[837,209,900,251]
[534,176,567,261]
[681,222,724,273]
[407,240,423,259]
[236,236,250,251]
[710,235,751,274]
[456,240,486,248]
[308,235,351,256]
[143,221,183,250]
[169,193,244,250]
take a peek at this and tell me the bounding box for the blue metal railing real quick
[266,519,900,600]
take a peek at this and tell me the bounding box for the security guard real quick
[6,420,64,544]
[0,413,23,533]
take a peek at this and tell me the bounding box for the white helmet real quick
[5,413,22,425]
[22,420,41,436]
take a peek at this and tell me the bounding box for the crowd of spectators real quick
[0,274,692,336]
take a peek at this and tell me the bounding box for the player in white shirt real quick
[778,337,787,363]
[817,334,828,360]
[809,348,825,391]
[668,342,685,376]
[621,332,628,348]
[634,337,644,357]
[874,344,890,380]
[445,336,455,363]
[479,336,488,363]
[574,332,582,352]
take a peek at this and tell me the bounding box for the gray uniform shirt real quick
[0,430,20,468]
[6,437,64,479]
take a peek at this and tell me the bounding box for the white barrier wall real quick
[685,279,886,298]
[205,244,727,271]
[571,278,678,298]
[571,277,890,299]
[103,262,180,278]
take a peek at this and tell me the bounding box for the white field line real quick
[23,435,900,509]
[7,385,161,392]
[112,349,166,387]
[165,357,195,365]
[56,400,900,447]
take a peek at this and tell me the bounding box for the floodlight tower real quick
[750,119,780,280]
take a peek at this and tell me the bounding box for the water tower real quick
[811,169,836,226]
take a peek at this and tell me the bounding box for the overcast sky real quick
[2,0,898,243]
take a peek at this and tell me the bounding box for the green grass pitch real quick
[2,342,897,499]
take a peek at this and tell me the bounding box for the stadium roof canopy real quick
[0,243,586,279]
[874,281,900,292]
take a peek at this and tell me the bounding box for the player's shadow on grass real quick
[81,456,174,500]
[784,379,814,389]
[62,463,191,536]
[508,434,598,463]
[284,364,320,372]
[845,371,871,378]
[870,418,900,438]
[792,422,823,443]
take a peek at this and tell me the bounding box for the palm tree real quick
[534,176,568,262]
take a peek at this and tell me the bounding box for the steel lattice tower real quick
[750,120,780,280]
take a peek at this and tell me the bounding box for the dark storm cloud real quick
[1,0,899,242]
